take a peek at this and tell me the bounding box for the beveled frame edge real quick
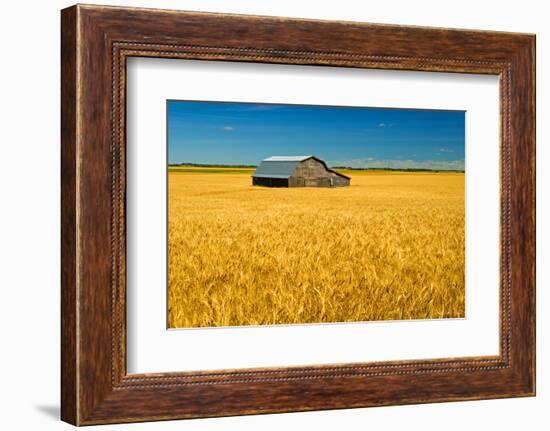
[61,4,535,426]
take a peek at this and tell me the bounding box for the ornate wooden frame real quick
[61,4,535,425]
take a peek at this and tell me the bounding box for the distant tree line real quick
[170,162,257,168]
[331,166,465,173]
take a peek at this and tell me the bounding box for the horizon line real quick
[168,162,465,172]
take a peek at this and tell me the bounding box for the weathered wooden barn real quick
[252,156,350,188]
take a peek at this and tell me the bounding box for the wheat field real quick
[168,167,465,328]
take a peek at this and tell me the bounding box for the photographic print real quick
[61,7,536,422]
[167,100,465,329]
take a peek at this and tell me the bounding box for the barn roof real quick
[252,158,303,178]
[252,155,350,180]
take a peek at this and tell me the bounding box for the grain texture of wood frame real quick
[61,4,536,426]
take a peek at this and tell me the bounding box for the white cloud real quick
[378,123,386,127]
[328,158,465,171]
[222,126,234,131]
[439,147,454,153]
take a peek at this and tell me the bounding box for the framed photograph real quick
[61,4,535,425]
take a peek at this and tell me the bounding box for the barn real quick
[252,156,350,188]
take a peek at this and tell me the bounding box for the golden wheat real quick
[168,169,465,328]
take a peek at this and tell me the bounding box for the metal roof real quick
[252,159,302,178]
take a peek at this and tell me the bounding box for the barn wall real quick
[252,177,289,187]
[288,177,305,187]
[293,158,331,179]
[290,158,350,187]
[330,174,350,187]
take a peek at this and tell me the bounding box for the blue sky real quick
[167,100,465,170]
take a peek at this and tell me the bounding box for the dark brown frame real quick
[61,4,536,426]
